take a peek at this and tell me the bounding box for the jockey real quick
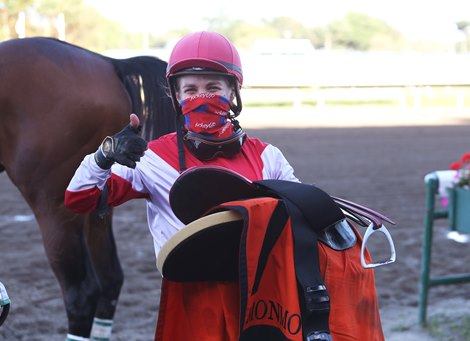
[65,30,298,260]
[64,31,385,340]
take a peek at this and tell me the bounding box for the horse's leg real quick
[36,205,123,341]
[36,209,101,338]
[84,208,124,340]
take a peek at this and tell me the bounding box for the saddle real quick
[157,166,396,340]
[159,166,395,279]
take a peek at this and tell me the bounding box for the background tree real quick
[326,12,404,50]
[0,2,462,54]
[0,0,33,40]
[456,20,470,52]
[32,0,140,52]
[266,16,310,39]
[0,0,142,51]
[203,17,278,49]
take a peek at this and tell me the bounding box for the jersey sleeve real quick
[64,153,149,214]
[261,144,299,182]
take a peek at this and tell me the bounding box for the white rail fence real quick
[106,48,470,111]
[240,50,470,110]
[241,85,470,111]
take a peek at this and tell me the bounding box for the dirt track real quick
[1,106,470,340]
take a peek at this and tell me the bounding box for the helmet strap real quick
[175,114,187,172]
[169,75,243,172]
[229,81,242,117]
[230,116,242,131]
[168,77,188,172]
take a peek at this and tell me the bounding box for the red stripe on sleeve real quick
[64,186,102,214]
[106,173,149,206]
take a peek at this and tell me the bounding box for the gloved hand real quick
[94,113,148,169]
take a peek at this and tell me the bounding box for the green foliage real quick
[33,0,143,51]
[0,0,34,40]
[456,21,470,52]
[327,12,404,50]
[266,16,310,39]
[205,18,279,49]
[456,21,470,31]
[305,26,329,49]
[0,0,142,51]
[427,314,470,341]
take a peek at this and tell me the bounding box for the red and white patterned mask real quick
[180,93,234,139]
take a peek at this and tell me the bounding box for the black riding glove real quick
[94,123,148,169]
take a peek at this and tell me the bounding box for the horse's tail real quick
[108,55,176,140]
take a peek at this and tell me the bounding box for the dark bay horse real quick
[0,37,175,339]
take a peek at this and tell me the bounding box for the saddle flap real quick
[157,210,244,282]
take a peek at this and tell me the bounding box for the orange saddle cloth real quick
[155,196,384,341]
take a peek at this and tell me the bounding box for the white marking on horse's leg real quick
[90,317,113,341]
[66,334,90,341]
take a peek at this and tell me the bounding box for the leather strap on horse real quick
[255,180,344,341]
[97,183,110,219]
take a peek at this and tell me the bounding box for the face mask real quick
[180,93,234,139]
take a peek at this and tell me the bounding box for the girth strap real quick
[255,180,344,233]
[175,114,187,172]
[254,180,345,341]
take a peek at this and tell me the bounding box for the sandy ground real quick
[1,105,470,340]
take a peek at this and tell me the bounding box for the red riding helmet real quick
[166,32,246,164]
[166,31,243,117]
[166,31,243,86]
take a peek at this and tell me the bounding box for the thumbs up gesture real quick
[95,113,148,169]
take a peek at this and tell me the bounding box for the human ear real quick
[175,88,183,102]
[229,84,237,101]
[173,78,182,102]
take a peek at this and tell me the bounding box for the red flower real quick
[448,152,470,190]
[461,152,470,163]
[449,161,462,170]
